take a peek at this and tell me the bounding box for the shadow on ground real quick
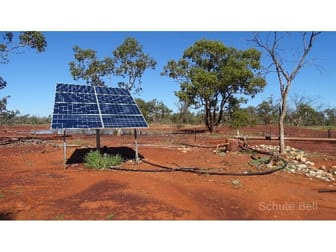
[0,212,14,220]
[67,146,144,164]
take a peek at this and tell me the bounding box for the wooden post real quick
[63,129,67,170]
[134,128,139,162]
[96,129,101,151]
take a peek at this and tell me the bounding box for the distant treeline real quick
[0,112,51,125]
[135,97,336,129]
[1,97,336,128]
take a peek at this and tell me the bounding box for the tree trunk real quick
[204,102,213,132]
[279,114,285,153]
[279,93,288,154]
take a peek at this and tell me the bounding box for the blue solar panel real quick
[55,93,97,103]
[56,83,94,93]
[51,83,148,129]
[53,103,99,115]
[99,104,140,115]
[97,95,133,104]
[95,86,129,95]
[52,114,102,128]
[102,115,148,128]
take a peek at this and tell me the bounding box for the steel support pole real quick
[134,128,139,162]
[63,129,67,170]
[96,129,101,151]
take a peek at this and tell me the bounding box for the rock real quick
[306,161,315,167]
[297,164,307,170]
[320,165,327,170]
[309,170,316,176]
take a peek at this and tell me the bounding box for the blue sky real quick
[1,31,336,117]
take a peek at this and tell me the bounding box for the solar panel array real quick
[51,83,148,129]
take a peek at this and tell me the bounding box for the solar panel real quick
[51,83,148,129]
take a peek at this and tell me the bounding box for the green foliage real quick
[106,213,115,220]
[0,96,19,125]
[289,103,325,127]
[324,108,336,126]
[0,108,50,125]
[69,46,113,87]
[69,37,156,93]
[256,96,278,125]
[230,109,250,129]
[1,31,47,64]
[113,37,156,93]
[84,151,124,170]
[18,31,47,53]
[135,98,172,124]
[162,39,266,132]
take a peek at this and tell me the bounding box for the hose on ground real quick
[109,143,288,176]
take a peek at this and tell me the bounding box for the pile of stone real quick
[251,144,335,182]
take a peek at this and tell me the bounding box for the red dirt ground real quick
[0,124,336,220]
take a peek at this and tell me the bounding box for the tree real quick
[175,100,194,125]
[324,107,336,126]
[256,96,278,125]
[289,94,323,127]
[289,103,324,127]
[69,46,113,87]
[230,109,251,129]
[135,98,172,123]
[0,96,18,125]
[252,32,321,153]
[162,39,266,132]
[113,37,157,93]
[0,31,47,123]
[1,32,46,65]
[69,37,156,92]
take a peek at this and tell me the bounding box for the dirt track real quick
[1,125,336,220]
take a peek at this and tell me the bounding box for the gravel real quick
[250,144,335,182]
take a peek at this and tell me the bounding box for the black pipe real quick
[109,144,288,176]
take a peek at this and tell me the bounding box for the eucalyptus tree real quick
[162,39,266,132]
[69,46,113,87]
[69,37,156,92]
[252,32,321,153]
[113,37,156,93]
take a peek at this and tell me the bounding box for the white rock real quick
[309,170,316,176]
[306,161,315,167]
[297,164,307,169]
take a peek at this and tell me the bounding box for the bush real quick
[84,150,124,170]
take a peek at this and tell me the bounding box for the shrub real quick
[84,150,124,170]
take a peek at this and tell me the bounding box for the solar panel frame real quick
[51,83,148,129]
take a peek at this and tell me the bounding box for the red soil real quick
[0,124,335,220]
